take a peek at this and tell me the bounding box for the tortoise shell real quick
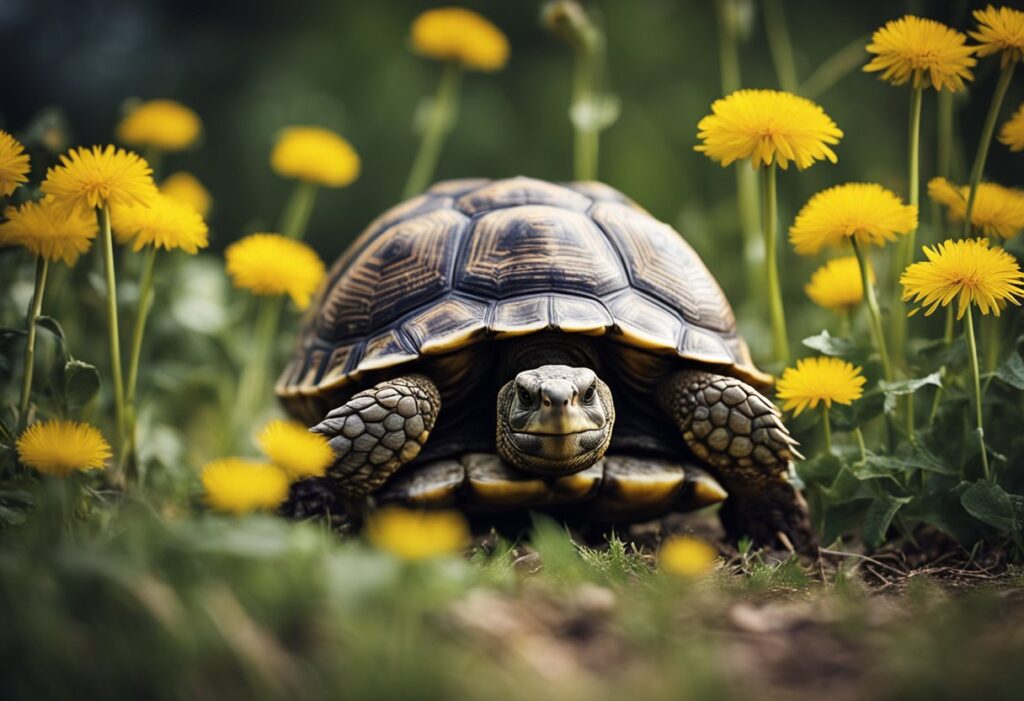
[277,177,769,410]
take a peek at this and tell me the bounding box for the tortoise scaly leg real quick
[659,369,813,551]
[316,374,441,496]
[281,374,440,522]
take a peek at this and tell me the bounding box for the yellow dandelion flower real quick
[111,192,209,254]
[928,177,1024,239]
[256,419,334,480]
[999,102,1024,152]
[900,238,1024,318]
[41,145,158,213]
[970,5,1024,68]
[270,127,360,188]
[0,198,99,265]
[694,89,843,170]
[365,507,470,560]
[805,257,874,312]
[116,99,202,152]
[659,536,718,578]
[0,129,30,197]
[160,171,212,217]
[224,233,326,309]
[864,15,976,91]
[201,458,290,514]
[776,357,866,416]
[789,183,918,255]
[16,420,112,476]
[410,7,509,72]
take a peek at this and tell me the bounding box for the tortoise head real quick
[496,365,615,476]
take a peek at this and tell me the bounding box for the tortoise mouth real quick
[506,428,610,475]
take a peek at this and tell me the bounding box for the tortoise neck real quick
[498,333,599,380]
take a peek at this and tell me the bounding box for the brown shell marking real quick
[279,176,769,402]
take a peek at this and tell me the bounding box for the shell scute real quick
[458,205,628,299]
[317,207,468,340]
[455,176,590,215]
[592,201,735,333]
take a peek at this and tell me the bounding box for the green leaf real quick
[827,466,894,503]
[821,500,869,546]
[35,316,67,351]
[0,327,27,346]
[960,481,1018,533]
[0,489,34,506]
[861,446,958,477]
[880,372,941,414]
[862,495,911,547]
[903,488,985,544]
[994,352,1024,390]
[64,360,101,411]
[796,452,842,487]
[0,504,27,526]
[802,331,858,358]
[831,387,885,431]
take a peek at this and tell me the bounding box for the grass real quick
[2,495,1024,701]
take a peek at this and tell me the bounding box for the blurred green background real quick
[3,0,1023,347]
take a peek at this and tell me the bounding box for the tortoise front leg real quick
[312,374,441,497]
[658,369,813,551]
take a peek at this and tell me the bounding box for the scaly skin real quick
[311,374,441,497]
[659,369,813,550]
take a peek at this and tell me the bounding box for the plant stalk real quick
[17,257,49,432]
[798,34,870,99]
[762,0,798,93]
[852,237,892,383]
[854,427,867,462]
[280,180,319,240]
[715,0,764,297]
[822,405,832,455]
[962,63,1016,238]
[933,89,954,239]
[99,204,127,458]
[403,61,462,199]
[893,87,923,373]
[964,307,990,480]
[125,246,158,412]
[234,295,284,441]
[761,163,788,363]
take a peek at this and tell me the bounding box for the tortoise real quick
[277,176,810,547]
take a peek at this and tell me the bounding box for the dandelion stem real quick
[715,0,764,297]
[934,89,954,238]
[962,63,1016,238]
[852,237,892,383]
[929,306,957,421]
[964,307,990,480]
[571,45,600,180]
[17,257,49,433]
[403,61,461,199]
[762,0,798,93]
[761,163,788,364]
[798,34,870,99]
[854,427,867,462]
[125,246,158,426]
[280,180,319,240]
[234,296,283,443]
[99,204,127,460]
[893,87,923,374]
[822,405,832,455]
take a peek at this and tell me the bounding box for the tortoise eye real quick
[583,385,596,403]
[517,386,533,405]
